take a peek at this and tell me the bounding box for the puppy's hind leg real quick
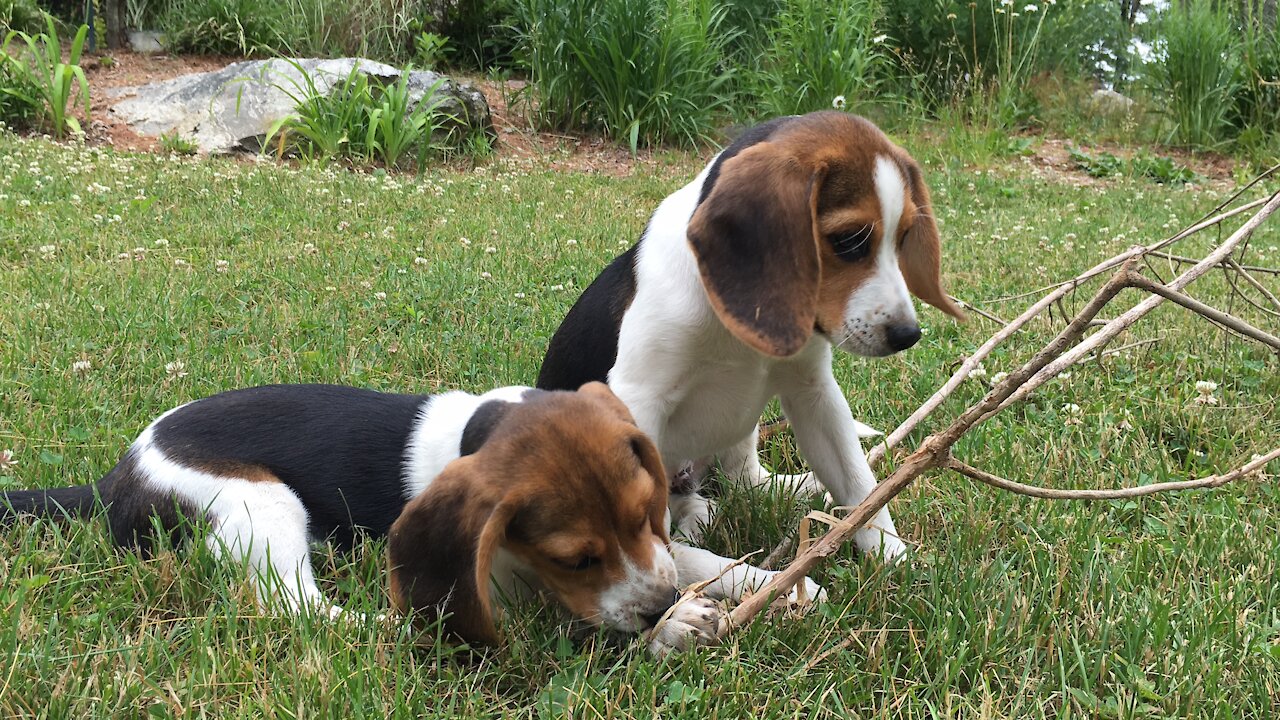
[203,480,344,619]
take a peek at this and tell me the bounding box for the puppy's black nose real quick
[886,323,922,352]
[642,588,681,628]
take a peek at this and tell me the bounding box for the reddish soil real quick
[63,51,1241,184]
[79,50,671,175]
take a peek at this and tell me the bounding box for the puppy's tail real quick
[0,477,112,523]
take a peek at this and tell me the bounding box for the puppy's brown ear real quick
[387,456,514,646]
[576,381,637,424]
[687,144,826,357]
[900,161,966,321]
[628,432,671,542]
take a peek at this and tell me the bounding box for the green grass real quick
[2,131,1279,717]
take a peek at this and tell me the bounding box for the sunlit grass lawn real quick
[1,131,1278,718]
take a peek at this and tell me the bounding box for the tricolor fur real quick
[1,382,723,653]
[538,112,965,601]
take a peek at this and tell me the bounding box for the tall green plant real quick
[1147,0,1240,148]
[753,0,886,117]
[259,60,373,159]
[256,60,457,169]
[0,15,90,138]
[513,0,736,150]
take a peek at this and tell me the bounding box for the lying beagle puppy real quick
[538,111,965,602]
[1,382,722,654]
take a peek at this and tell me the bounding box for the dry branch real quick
[1225,258,1280,313]
[710,185,1280,640]
[870,191,1280,469]
[946,449,1279,500]
[1148,251,1280,276]
[1124,273,1280,351]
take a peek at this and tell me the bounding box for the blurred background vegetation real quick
[2,0,1278,162]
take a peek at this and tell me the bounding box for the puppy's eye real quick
[827,226,873,261]
[556,555,601,572]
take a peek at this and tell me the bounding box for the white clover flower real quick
[831,95,847,110]
[154,238,170,247]
[374,291,387,301]
[946,12,957,19]
[566,238,578,246]
[514,292,526,299]
[480,271,492,279]
[968,362,988,380]
[72,360,92,375]
[484,246,497,254]
[174,258,189,268]
[989,371,1009,386]
[551,284,564,291]
[1062,403,1083,425]
[871,34,888,44]
[414,256,429,266]
[38,244,56,256]
[165,361,188,378]
[215,259,229,272]
[0,449,16,471]
[1194,380,1219,405]
[1024,4,1038,12]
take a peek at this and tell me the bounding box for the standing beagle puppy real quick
[1,383,722,655]
[538,112,965,602]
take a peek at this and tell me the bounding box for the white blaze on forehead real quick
[834,154,918,355]
[872,155,915,311]
[873,155,905,256]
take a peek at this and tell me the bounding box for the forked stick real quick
[719,188,1280,637]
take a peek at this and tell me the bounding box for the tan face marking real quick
[484,388,676,632]
[686,111,963,358]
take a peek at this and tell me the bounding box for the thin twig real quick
[1226,258,1280,313]
[978,197,1270,305]
[869,196,1280,469]
[758,533,796,571]
[949,296,1010,326]
[1086,336,1162,362]
[989,191,1280,418]
[1149,251,1280,276]
[1124,273,1280,351]
[946,449,1278,500]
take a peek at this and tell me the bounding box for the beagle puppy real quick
[537,112,965,602]
[1,382,723,654]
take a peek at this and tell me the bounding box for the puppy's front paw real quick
[646,597,725,658]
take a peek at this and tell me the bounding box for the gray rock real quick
[127,30,165,54]
[107,58,493,154]
[1089,88,1136,115]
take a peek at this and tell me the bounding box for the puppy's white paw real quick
[646,597,725,658]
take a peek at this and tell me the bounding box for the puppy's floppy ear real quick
[387,456,514,646]
[900,159,966,321]
[687,144,826,357]
[576,381,637,424]
[628,432,671,542]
